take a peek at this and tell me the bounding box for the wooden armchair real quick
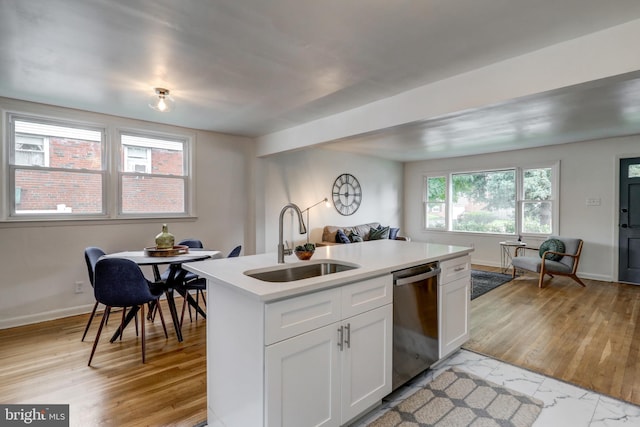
[511,236,586,288]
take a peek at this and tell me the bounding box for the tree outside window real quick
[452,170,516,234]
[424,164,556,236]
[521,168,553,234]
[425,176,446,229]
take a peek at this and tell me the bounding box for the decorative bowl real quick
[294,250,314,260]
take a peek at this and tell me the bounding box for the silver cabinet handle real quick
[344,323,351,349]
[337,326,344,351]
[454,266,466,272]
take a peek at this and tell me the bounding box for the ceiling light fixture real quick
[149,88,175,112]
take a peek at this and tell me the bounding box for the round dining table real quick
[102,249,222,342]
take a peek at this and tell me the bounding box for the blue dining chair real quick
[83,247,139,342]
[88,258,168,366]
[179,244,242,326]
[82,247,106,342]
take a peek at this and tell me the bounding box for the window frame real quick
[422,161,559,237]
[7,113,108,219]
[117,129,191,218]
[3,111,195,222]
[423,175,448,230]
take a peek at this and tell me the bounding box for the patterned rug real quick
[471,270,513,300]
[368,368,543,427]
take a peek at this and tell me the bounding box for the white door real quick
[265,324,341,427]
[439,276,470,359]
[340,305,393,424]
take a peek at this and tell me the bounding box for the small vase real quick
[155,224,175,249]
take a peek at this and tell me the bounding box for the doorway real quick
[619,157,640,284]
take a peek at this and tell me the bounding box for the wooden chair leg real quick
[134,310,139,337]
[81,301,99,341]
[119,307,127,341]
[155,299,168,339]
[140,304,146,364]
[180,295,187,328]
[570,274,587,287]
[538,271,545,288]
[88,306,111,366]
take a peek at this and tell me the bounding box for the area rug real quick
[368,368,543,427]
[471,270,513,300]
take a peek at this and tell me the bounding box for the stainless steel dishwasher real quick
[392,262,441,390]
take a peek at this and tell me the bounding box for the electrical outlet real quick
[74,281,84,294]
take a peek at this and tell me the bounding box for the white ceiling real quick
[2,0,640,161]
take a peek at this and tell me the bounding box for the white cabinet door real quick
[439,276,470,359]
[340,304,393,425]
[265,324,341,427]
[265,275,393,427]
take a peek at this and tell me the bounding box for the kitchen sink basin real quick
[245,261,359,283]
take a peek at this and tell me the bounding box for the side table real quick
[499,241,527,274]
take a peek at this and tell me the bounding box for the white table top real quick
[103,250,222,265]
[499,241,527,246]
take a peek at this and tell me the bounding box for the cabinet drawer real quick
[265,288,341,345]
[341,275,392,319]
[439,255,471,284]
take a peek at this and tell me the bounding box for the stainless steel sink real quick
[244,261,359,282]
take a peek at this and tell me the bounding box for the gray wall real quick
[0,98,253,328]
[404,135,640,282]
[257,148,404,254]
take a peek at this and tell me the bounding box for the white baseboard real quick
[0,303,96,330]
[470,258,614,282]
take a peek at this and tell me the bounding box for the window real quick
[5,113,192,220]
[425,176,446,229]
[424,163,557,236]
[15,135,49,167]
[521,167,553,234]
[9,116,105,216]
[124,145,151,173]
[119,133,187,215]
[451,169,516,233]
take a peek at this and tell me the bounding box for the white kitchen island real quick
[185,240,473,427]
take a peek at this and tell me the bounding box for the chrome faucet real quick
[278,203,307,263]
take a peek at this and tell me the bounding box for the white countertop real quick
[184,240,473,302]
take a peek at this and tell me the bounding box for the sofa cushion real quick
[322,223,380,243]
[349,230,363,243]
[539,238,565,261]
[389,227,399,240]
[369,225,390,240]
[335,229,351,244]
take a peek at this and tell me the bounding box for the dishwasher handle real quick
[394,267,441,286]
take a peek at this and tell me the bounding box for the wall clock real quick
[332,173,362,216]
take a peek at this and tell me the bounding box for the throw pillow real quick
[539,238,565,261]
[369,225,390,240]
[335,229,351,244]
[389,227,400,240]
[349,230,363,243]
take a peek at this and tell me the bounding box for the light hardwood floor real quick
[2,270,640,426]
[466,265,640,406]
[0,301,208,427]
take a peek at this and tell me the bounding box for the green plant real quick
[295,243,316,252]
